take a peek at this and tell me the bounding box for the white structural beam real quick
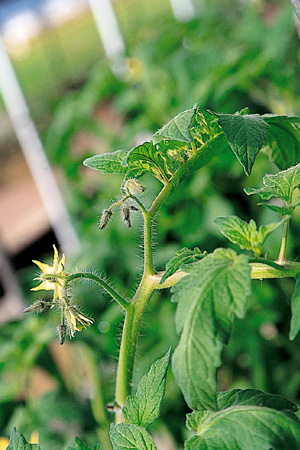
[0,35,80,256]
[86,0,126,75]
[169,0,196,22]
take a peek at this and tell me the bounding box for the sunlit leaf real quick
[122,141,168,183]
[217,112,269,175]
[83,150,128,174]
[155,107,197,142]
[67,437,101,450]
[110,424,156,450]
[214,215,286,256]
[123,349,170,428]
[171,249,251,411]
[245,163,300,203]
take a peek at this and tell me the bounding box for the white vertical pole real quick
[86,0,127,76]
[169,0,196,22]
[0,35,80,256]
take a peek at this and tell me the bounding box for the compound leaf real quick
[122,141,168,183]
[215,215,285,257]
[289,272,300,340]
[184,405,300,450]
[6,429,40,450]
[160,248,207,285]
[83,150,128,174]
[217,112,269,175]
[171,248,251,411]
[155,107,197,142]
[245,163,300,203]
[110,424,156,450]
[123,349,171,428]
[262,115,300,170]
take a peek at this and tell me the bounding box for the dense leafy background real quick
[2,0,300,449]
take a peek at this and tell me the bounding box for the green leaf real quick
[289,272,300,340]
[154,107,197,142]
[156,139,188,175]
[6,428,40,450]
[262,115,300,170]
[171,248,251,411]
[121,141,168,183]
[216,389,298,412]
[184,406,300,449]
[186,389,298,437]
[67,437,100,450]
[244,163,300,203]
[83,150,128,174]
[160,248,207,285]
[110,424,156,450]
[214,215,286,257]
[123,349,170,428]
[217,112,269,175]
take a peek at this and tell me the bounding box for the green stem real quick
[114,275,156,423]
[277,218,290,264]
[79,343,112,450]
[64,273,129,311]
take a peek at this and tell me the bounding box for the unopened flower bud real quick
[122,204,131,227]
[99,209,112,230]
[24,300,52,313]
[57,323,67,345]
[125,179,145,194]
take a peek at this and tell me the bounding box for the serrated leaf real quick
[83,150,128,174]
[66,437,101,450]
[244,163,300,203]
[171,248,251,411]
[259,202,296,217]
[6,428,40,450]
[155,107,197,142]
[123,349,170,428]
[217,112,269,175]
[214,215,285,257]
[262,115,300,170]
[160,248,206,285]
[66,437,98,450]
[289,272,300,340]
[189,108,222,146]
[110,424,156,450]
[184,406,300,450]
[121,141,168,183]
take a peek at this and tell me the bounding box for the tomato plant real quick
[9,106,300,450]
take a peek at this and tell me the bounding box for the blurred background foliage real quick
[1,0,300,449]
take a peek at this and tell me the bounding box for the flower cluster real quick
[25,245,93,343]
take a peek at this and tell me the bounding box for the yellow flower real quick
[64,305,93,338]
[31,245,66,301]
[29,431,39,444]
[0,437,9,450]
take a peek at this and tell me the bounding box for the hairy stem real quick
[64,272,129,310]
[115,276,156,423]
[277,218,290,264]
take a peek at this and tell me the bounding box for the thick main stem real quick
[277,218,290,264]
[115,275,156,423]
